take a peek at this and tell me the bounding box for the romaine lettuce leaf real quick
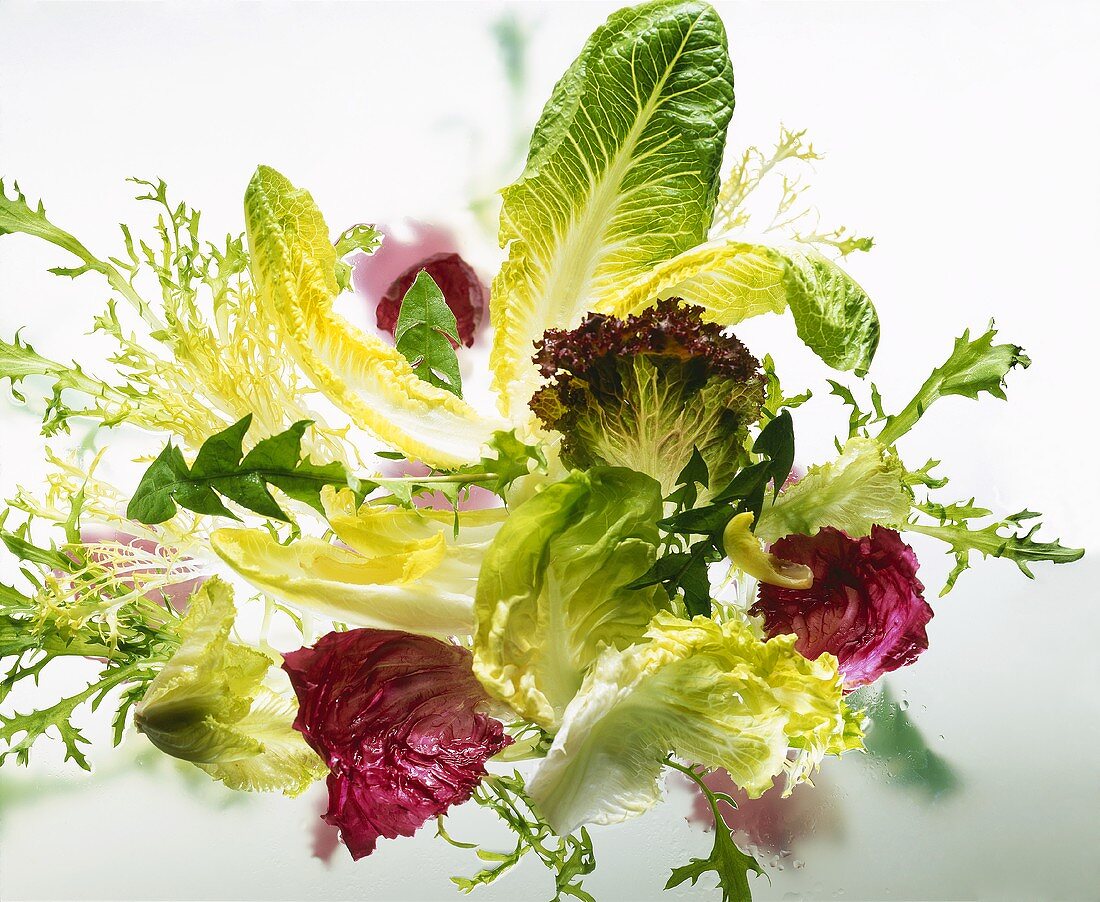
[489,0,735,417]
[134,578,325,795]
[756,437,911,543]
[601,240,879,375]
[473,468,667,729]
[244,165,503,467]
[527,611,853,835]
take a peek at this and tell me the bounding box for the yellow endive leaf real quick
[211,527,476,637]
[244,165,503,468]
[722,512,813,589]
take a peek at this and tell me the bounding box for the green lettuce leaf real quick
[527,612,855,835]
[473,468,667,729]
[877,324,1030,445]
[756,437,911,543]
[489,0,735,417]
[134,578,325,796]
[784,248,879,376]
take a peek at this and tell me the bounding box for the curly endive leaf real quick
[489,0,735,418]
[244,165,502,466]
[877,325,1030,445]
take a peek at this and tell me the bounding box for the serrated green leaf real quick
[127,414,354,524]
[877,324,1030,445]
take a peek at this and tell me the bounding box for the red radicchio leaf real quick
[282,629,511,860]
[751,526,933,688]
[376,252,486,347]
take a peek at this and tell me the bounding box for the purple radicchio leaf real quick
[376,252,485,348]
[282,629,511,859]
[751,526,933,688]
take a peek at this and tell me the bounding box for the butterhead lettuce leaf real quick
[473,468,667,729]
[756,437,911,543]
[527,611,855,835]
[489,0,735,418]
[134,578,325,796]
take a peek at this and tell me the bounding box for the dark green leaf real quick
[666,761,765,902]
[127,414,354,524]
[394,270,463,396]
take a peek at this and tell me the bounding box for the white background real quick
[1,2,1099,900]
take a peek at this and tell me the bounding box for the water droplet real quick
[899,699,910,711]
[794,859,806,869]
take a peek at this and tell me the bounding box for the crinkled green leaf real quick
[784,249,880,376]
[473,468,667,729]
[526,612,854,835]
[756,437,911,543]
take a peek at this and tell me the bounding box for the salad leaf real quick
[599,240,790,324]
[333,223,383,292]
[244,165,501,466]
[665,761,765,902]
[784,249,879,376]
[907,507,1083,595]
[127,415,354,524]
[527,611,852,835]
[722,512,813,588]
[212,499,505,637]
[755,437,911,543]
[134,578,325,795]
[600,243,879,375]
[473,468,666,729]
[393,270,463,396]
[446,771,596,900]
[877,325,1030,445]
[489,0,735,417]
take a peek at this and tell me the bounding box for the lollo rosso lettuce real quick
[530,300,765,496]
[473,467,667,729]
[752,526,933,688]
[282,628,512,860]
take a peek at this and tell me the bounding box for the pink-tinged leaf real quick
[751,526,933,688]
[376,253,486,347]
[282,629,511,860]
